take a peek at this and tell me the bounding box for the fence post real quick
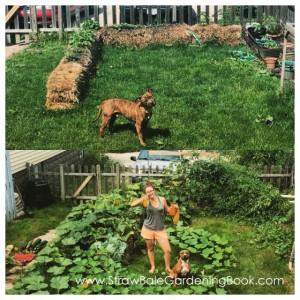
[30,6,38,34]
[277,165,282,190]
[116,164,120,189]
[291,164,294,188]
[58,6,64,40]
[96,164,101,195]
[59,164,65,202]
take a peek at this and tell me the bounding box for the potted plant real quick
[262,15,283,38]
[247,22,267,39]
[264,57,277,69]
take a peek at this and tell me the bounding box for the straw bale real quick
[45,36,101,111]
[98,24,241,47]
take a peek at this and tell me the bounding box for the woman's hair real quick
[144,181,155,192]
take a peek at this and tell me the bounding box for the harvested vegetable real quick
[13,253,36,263]
[169,203,177,216]
[173,207,180,224]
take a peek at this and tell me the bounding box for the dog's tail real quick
[93,102,104,123]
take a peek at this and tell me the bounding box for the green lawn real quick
[6,202,72,246]
[6,42,294,150]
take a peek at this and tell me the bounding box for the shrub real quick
[166,159,289,221]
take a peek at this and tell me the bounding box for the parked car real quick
[18,5,89,27]
[130,150,183,175]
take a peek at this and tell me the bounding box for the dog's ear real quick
[135,96,142,103]
[148,89,153,94]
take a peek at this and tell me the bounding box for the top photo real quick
[5,5,295,151]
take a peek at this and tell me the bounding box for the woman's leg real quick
[145,239,155,273]
[157,238,172,273]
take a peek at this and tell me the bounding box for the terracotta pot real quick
[280,42,295,48]
[264,57,277,70]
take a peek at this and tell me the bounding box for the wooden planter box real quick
[243,27,282,59]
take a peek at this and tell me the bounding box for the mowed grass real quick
[6,42,294,150]
[6,202,72,246]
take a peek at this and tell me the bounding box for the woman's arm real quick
[130,195,149,207]
[161,197,170,213]
[162,198,179,214]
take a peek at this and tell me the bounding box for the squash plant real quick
[8,183,234,295]
[167,221,237,275]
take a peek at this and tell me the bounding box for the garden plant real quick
[6,159,294,295]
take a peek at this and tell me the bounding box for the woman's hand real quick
[130,195,149,207]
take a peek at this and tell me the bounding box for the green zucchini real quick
[19,241,27,252]
[26,240,33,250]
[32,238,42,249]
[36,240,48,252]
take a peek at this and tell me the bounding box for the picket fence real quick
[26,163,294,203]
[5,5,294,45]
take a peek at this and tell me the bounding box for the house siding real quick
[9,151,83,213]
[10,150,66,174]
[6,151,16,223]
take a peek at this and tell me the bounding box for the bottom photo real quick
[5,150,295,295]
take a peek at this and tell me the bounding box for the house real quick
[5,150,82,222]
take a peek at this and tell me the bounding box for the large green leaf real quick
[50,276,70,290]
[35,255,54,263]
[202,247,214,258]
[212,252,223,260]
[61,237,77,246]
[25,275,47,291]
[47,266,65,275]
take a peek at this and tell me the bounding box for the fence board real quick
[25,162,294,202]
[6,5,295,45]
[72,175,93,199]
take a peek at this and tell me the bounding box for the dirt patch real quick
[99,24,242,47]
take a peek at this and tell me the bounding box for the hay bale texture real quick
[46,25,241,110]
[99,24,242,47]
[45,32,101,110]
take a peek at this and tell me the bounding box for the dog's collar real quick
[140,102,152,109]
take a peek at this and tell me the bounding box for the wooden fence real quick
[5,5,294,45]
[26,163,294,203]
[258,164,295,192]
[26,163,167,203]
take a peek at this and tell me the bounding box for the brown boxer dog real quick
[93,90,155,146]
[169,250,191,288]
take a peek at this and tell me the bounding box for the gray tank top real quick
[143,196,165,231]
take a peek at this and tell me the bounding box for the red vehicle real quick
[18,5,88,27]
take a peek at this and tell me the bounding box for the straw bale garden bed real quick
[6,159,294,295]
[5,22,294,150]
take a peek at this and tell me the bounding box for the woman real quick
[130,181,178,274]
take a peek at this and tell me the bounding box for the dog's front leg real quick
[135,121,146,146]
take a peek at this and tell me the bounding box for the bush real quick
[166,159,289,221]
